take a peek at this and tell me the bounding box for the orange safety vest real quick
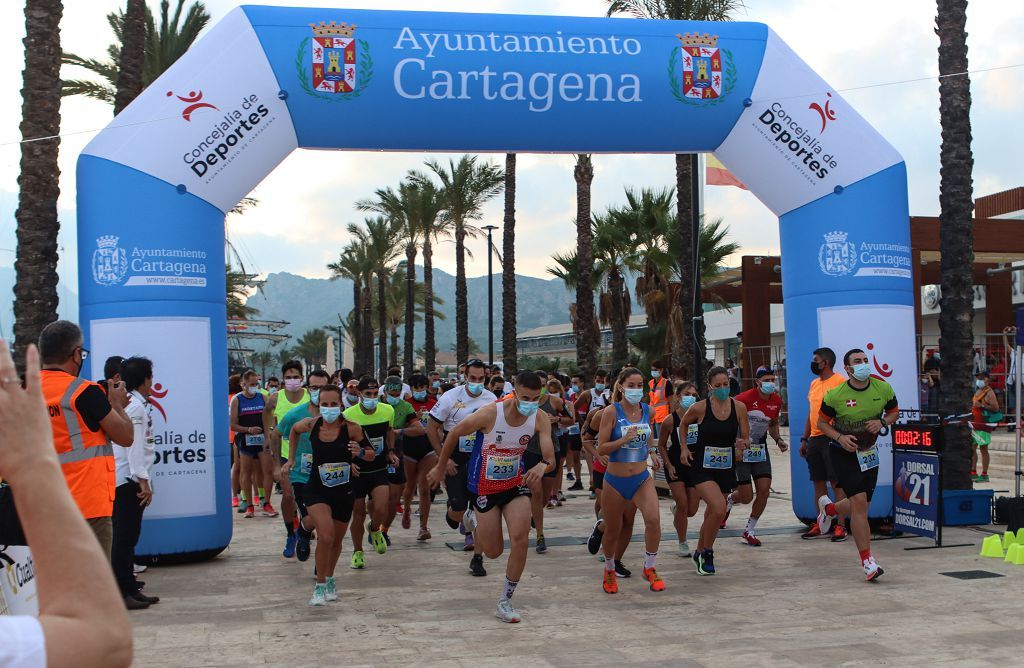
[41,370,116,519]
[648,377,670,423]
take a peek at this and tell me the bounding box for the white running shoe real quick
[678,541,691,558]
[495,599,521,623]
[309,584,326,606]
[134,563,147,574]
[325,577,338,601]
[863,557,884,581]
[816,495,835,534]
[463,508,478,533]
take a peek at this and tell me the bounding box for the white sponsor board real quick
[1,546,38,616]
[82,7,297,213]
[90,317,216,520]
[817,304,920,488]
[714,28,902,216]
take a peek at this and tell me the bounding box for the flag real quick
[706,155,747,190]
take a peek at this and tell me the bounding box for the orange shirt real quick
[808,373,845,436]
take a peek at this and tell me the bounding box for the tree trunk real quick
[113,0,146,115]
[404,244,416,376]
[574,155,597,378]
[674,153,696,381]
[14,0,64,368]
[936,0,974,490]
[361,284,373,376]
[390,324,399,370]
[609,270,628,367]
[455,222,469,364]
[502,153,518,375]
[377,273,388,378]
[352,279,362,372]
[423,237,436,371]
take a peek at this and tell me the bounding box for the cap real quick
[357,375,379,391]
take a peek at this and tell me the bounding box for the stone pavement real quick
[131,445,1022,667]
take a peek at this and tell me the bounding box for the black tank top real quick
[696,398,738,450]
[310,418,353,472]
[527,396,561,454]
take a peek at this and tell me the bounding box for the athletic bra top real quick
[608,402,652,464]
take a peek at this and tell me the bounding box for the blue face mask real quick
[623,388,644,405]
[308,389,321,405]
[320,406,342,423]
[413,390,427,401]
[651,370,661,379]
[975,379,985,390]
[361,397,379,410]
[517,399,539,416]
[385,394,401,406]
[595,383,606,392]
[467,382,485,395]
[681,395,697,409]
[851,363,872,381]
[712,386,730,401]
[760,382,777,395]
[431,380,441,388]
[571,384,580,394]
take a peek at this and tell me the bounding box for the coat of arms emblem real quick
[298,21,373,101]
[92,235,128,286]
[818,231,858,277]
[668,32,736,106]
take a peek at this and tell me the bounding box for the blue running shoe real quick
[283,533,297,559]
[697,548,716,575]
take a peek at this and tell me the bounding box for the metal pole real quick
[1016,344,1022,497]
[484,225,498,365]
[691,153,703,377]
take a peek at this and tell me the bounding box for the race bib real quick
[857,445,880,472]
[420,413,430,428]
[703,446,733,470]
[369,436,384,456]
[245,433,264,447]
[742,444,766,463]
[622,423,652,449]
[318,462,350,487]
[568,424,580,436]
[485,454,519,481]
[459,435,476,453]
[299,453,313,476]
[685,424,698,446]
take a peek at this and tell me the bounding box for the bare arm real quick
[734,401,750,453]
[597,406,637,457]
[427,405,496,486]
[229,396,245,434]
[263,393,279,457]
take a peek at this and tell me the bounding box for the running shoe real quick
[495,599,521,623]
[371,530,388,555]
[283,533,297,558]
[536,535,547,554]
[463,508,478,533]
[325,577,338,602]
[557,490,566,503]
[134,563,147,575]
[309,584,326,606]
[568,481,584,491]
[642,567,666,592]
[262,502,279,518]
[587,520,604,555]
[567,472,575,481]
[589,490,596,500]
[696,548,715,575]
[614,561,632,578]
[296,530,312,562]
[970,471,980,482]
[236,499,248,514]
[546,496,557,509]
[597,554,606,562]
[678,541,691,558]
[470,553,487,577]
[721,494,733,529]
[741,530,762,547]
[831,525,848,542]
[463,533,475,551]
[382,532,392,547]
[817,495,836,534]
[350,550,365,570]
[863,556,884,581]
[396,501,404,514]
[801,524,822,539]
[244,505,255,519]
[602,569,618,594]
[417,527,431,541]
[402,507,412,530]
[978,474,990,482]
[231,496,239,508]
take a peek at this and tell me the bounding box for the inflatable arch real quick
[77,6,916,557]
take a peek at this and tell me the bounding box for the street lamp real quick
[482,224,499,365]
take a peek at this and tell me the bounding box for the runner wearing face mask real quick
[428,371,443,399]
[657,381,701,558]
[381,376,415,543]
[575,371,610,499]
[263,360,308,541]
[343,379,361,409]
[230,370,266,519]
[403,374,438,540]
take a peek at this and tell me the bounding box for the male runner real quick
[382,376,416,543]
[816,348,899,581]
[575,370,610,498]
[230,371,268,519]
[263,361,307,545]
[488,375,506,399]
[343,379,361,409]
[427,371,555,623]
[266,377,280,394]
[732,368,787,546]
[403,374,438,539]
[800,347,848,540]
[564,374,585,488]
[427,358,496,575]
[278,369,329,560]
[428,371,443,399]
[386,366,413,399]
[344,376,398,568]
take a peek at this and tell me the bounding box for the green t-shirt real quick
[343,403,395,472]
[390,400,417,456]
[820,378,898,447]
[277,402,313,484]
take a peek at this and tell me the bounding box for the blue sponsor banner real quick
[893,450,941,541]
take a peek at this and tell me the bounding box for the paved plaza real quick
[131,439,1021,667]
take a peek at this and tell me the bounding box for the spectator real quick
[971,371,1000,483]
[922,351,941,412]
[39,321,133,556]
[1002,327,1017,416]
[0,340,133,668]
[103,355,125,385]
[111,356,159,611]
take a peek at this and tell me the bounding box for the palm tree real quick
[295,329,328,368]
[225,264,258,319]
[62,0,210,105]
[573,154,598,377]
[113,0,147,114]
[348,216,403,377]
[502,153,518,374]
[13,0,64,366]
[606,0,745,377]
[407,172,454,374]
[593,213,636,368]
[548,249,600,354]
[250,350,273,380]
[936,0,974,489]
[275,346,295,367]
[414,156,504,364]
[327,239,374,374]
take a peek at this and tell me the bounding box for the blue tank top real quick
[609,402,652,464]
[234,392,265,447]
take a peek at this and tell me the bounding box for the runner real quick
[656,381,701,557]
[575,370,610,499]
[583,404,636,566]
[523,378,573,553]
[289,384,376,605]
[263,361,308,546]
[402,373,438,540]
[381,376,415,544]
[800,347,848,540]
[564,374,585,490]
[732,368,787,547]
[344,376,398,569]
[228,373,244,511]
[596,368,665,593]
[488,374,506,398]
[342,379,361,409]
[427,370,555,623]
[427,358,496,576]
[279,369,330,561]
[428,371,443,400]
[266,377,280,394]
[386,366,413,400]
[680,366,750,575]
[230,371,268,519]
[815,348,899,581]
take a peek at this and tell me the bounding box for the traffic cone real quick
[1017,528,1024,544]
[1002,530,1018,551]
[1013,545,1024,566]
[1004,543,1020,563]
[981,534,1004,558]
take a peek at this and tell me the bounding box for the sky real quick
[0,0,1022,290]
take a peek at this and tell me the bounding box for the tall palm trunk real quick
[574,155,597,377]
[113,0,146,114]
[361,284,373,375]
[502,153,517,374]
[377,273,388,377]
[404,245,417,376]
[352,279,363,372]
[608,271,628,367]
[390,324,399,369]
[674,153,696,380]
[454,223,469,363]
[936,0,974,490]
[14,0,64,366]
[423,237,436,371]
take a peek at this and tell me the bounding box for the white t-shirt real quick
[0,616,45,668]
[429,385,497,434]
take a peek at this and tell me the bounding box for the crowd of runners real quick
[228,348,897,622]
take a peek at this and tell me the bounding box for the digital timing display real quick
[891,424,942,450]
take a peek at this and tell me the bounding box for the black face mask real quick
[810,361,821,376]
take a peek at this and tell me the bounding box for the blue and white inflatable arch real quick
[77,6,915,557]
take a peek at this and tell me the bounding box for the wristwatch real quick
[800,437,808,443]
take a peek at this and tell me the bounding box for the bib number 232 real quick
[856,446,879,472]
